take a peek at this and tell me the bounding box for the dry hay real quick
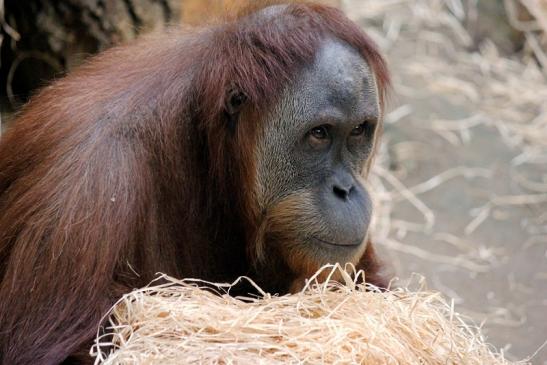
[91,265,528,365]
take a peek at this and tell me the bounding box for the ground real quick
[347,1,547,363]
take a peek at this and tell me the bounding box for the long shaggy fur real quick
[0,2,389,364]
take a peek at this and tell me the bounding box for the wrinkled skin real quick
[253,38,381,290]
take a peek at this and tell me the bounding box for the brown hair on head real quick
[195,1,389,121]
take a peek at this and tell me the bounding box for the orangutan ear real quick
[225,89,247,132]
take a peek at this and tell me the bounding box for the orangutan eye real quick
[310,125,329,140]
[306,124,331,150]
[350,122,368,136]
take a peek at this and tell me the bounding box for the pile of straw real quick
[92,265,526,365]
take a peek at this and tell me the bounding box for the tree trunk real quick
[1,0,180,112]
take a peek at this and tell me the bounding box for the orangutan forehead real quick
[275,38,379,130]
[308,38,378,118]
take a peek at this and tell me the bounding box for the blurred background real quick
[0,0,546,363]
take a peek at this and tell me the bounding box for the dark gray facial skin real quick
[255,37,380,267]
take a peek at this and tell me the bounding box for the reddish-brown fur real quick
[0,2,389,364]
